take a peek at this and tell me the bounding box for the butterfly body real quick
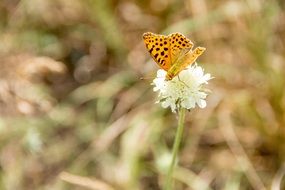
[143,32,205,80]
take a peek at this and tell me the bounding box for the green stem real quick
[165,108,186,190]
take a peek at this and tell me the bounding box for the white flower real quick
[152,64,212,112]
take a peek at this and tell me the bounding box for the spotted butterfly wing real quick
[143,32,171,71]
[168,33,193,64]
[166,46,206,80]
[166,33,205,80]
[143,32,206,80]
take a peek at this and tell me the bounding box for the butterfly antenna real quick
[177,75,190,87]
[140,76,165,81]
[140,76,154,81]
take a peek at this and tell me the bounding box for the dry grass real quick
[0,0,284,189]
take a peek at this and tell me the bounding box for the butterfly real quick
[143,32,206,81]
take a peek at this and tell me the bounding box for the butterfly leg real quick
[177,75,190,87]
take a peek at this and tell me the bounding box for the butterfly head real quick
[165,73,174,81]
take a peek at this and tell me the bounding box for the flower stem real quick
[165,108,186,190]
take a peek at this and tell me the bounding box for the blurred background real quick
[0,0,284,189]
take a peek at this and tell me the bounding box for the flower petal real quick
[197,99,207,108]
[152,64,211,111]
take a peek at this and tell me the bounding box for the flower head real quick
[152,64,212,112]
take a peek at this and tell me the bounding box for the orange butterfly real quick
[143,32,205,80]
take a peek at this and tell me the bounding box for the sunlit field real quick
[0,0,285,190]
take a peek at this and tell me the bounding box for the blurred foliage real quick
[0,0,285,190]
